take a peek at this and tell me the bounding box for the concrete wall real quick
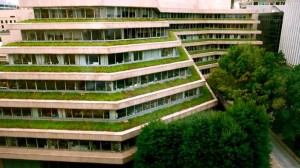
[279,0,300,66]
[182,40,263,47]
[7,22,170,30]
[0,40,181,53]
[19,0,231,10]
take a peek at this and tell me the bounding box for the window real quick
[39,109,58,118]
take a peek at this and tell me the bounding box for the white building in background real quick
[279,0,300,66]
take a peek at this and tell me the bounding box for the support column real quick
[109,110,117,120]
[32,108,39,118]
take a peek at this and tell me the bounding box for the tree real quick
[135,100,271,168]
[207,44,287,111]
[227,100,271,168]
[273,65,300,143]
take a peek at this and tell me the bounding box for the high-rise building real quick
[257,11,283,52]
[0,0,261,167]
[279,0,300,66]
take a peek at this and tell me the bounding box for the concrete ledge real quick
[175,30,262,36]
[198,63,219,70]
[0,147,136,164]
[183,40,263,47]
[7,22,170,30]
[0,60,194,81]
[0,41,181,54]
[191,51,227,58]
[168,20,260,24]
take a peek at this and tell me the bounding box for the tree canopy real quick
[207,44,287,111]
[273,65,300,140]
[134,100,271,168]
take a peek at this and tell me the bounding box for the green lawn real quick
[0,67,200,101]
[0,86,213,132]
[196,60,219,66]
[4,32,177,47]
[0,47,188,73]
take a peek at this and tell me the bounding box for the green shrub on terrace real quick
[0,86,213,132]
[0,67,200,101]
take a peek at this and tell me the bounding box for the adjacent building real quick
[279,0,300,66]
[0,0,262,167]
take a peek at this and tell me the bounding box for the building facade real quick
[0,0,261,167]
[257,11,283,52]
[279,0,300,66]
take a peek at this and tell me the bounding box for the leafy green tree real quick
[179,112,251,168]
[134,121,183,168]
[135,101,271,168]
[274,65,300,141]
[207,44,287,111]
[227,100,271,168]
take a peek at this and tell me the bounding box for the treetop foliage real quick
[208,44,287,111]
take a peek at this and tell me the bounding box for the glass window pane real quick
[0,137,6,147]
[96,81,106,91]
[36,81,46,90]
[12,108,22,117]
[101,141,112,151]
[56,81,65,90]
[66,81,75,90]
[91,141,100,151]
[17,138,27,147]
[58,140,68,149]
[47,139,58,149]
[22,108,32,117]
[27,138,37,148]
[46,81,56,90]
[37,139,47,148]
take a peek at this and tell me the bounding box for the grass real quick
[21,18,166,23]
[0,86,213,132]
[4,31,177,47]
[0,67,200,101]
[196,60,219,66]
[189,49,227,55]
[183,39,257,43]
[0,47,188,73]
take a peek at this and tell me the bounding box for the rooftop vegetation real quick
[0,67,200,101]
[0,47,188,73]
[0,86,213,132]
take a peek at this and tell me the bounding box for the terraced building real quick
[0,0,261,167]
